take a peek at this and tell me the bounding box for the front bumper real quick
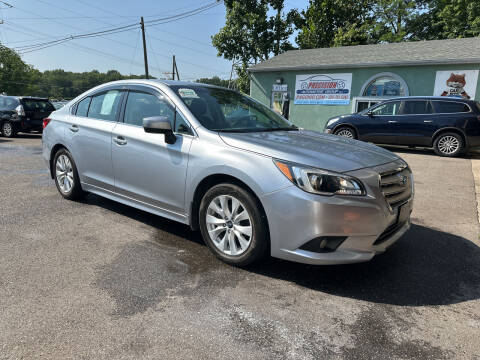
[261,159,413,265]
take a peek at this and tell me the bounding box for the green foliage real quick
[295,0,373,48]
[212,0,297,94]
[0,44,148,99]
[297,0,480,48]
[0,44,34,95]
[433,0,480,39]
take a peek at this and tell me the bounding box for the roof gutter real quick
[248,58,480,73]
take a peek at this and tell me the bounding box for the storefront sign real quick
[294,73,352,105]
[433,70,479,99]
[272,84,288,91]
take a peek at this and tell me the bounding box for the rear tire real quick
[2,121,17,138]
[199,183,268,266]
[334,126,356,139]
[53,148,85,200]
[433,132,463,157]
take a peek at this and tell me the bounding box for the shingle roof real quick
[249,37,480,72]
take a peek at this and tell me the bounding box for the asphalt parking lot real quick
[1,135,479,360]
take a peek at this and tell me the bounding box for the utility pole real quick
[140,17,149,79]
[172,55,175,80]
[174,59,180,81]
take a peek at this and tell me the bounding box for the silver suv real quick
[42,80,413,266]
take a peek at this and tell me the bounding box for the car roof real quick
[382,96,476,103]
[90,79,231,91]
[0,95,50,101]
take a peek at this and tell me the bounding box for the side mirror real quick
[143,116,176,144]
[367,110,374,117]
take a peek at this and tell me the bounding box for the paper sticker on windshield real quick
[178,88,199,98]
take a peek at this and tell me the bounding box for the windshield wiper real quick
[213,126,299,133]
[260,126,299,132]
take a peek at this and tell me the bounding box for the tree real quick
[372,0,417,43]
[296,0,418,47]
[0,44,34,95]
[410,0,480,40]
[212,0,297,92]
[295,0,374,48]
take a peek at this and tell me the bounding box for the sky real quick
[0,0,309,81]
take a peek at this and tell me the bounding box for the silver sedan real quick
[42,80,413,266]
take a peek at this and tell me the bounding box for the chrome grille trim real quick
[379,165,412,209]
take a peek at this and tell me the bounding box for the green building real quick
[249,37,480,131]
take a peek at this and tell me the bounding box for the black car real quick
[324,96,480,157]
[0,96,55,138]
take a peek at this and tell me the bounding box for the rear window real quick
[433,101,470,113]
[20,99,55,112]
[0,96,20,111]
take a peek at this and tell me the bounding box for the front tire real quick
[2,121,17,138]
[199,184,268,266]
[433,132,463,157]
[53,148,84,200]
[334,126,356,139]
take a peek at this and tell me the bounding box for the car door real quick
[394,100,437,146]
[359,100,402,144]
[65,89,125,191]
[111,86,194,215]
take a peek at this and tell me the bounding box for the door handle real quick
[388,120,397,123]
[69,124,79,132]
[113,136,127,145]
[424,120,433,123]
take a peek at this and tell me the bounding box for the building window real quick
[360,72,409,97]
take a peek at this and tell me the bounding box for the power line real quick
[2,22,164,74]
[13,0,221,53]
[4,1,229,77]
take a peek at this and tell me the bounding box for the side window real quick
[371,101,401,116]
[434,101,470,113]
[76,97,91,116]
[87,90,123,121]
[124,91,175,127]
[402,101,433,115]
[174,110,193,135]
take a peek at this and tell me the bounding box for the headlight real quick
[326,117,339,127]
[274,160,366,196]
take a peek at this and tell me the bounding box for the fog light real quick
[299,236,347,253]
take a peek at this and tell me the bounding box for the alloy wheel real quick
[336,129,354,138]
[205,195,253,256]
[55,154,74,194]
[3,122,12,137]
[437,135,459,155]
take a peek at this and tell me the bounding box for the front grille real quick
[380,166,412,209]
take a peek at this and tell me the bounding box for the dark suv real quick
[324,96,480,157]
[0,96,55,138]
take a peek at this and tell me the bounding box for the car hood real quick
[219,130,400,173]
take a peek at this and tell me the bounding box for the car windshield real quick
[170,85,296,132]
